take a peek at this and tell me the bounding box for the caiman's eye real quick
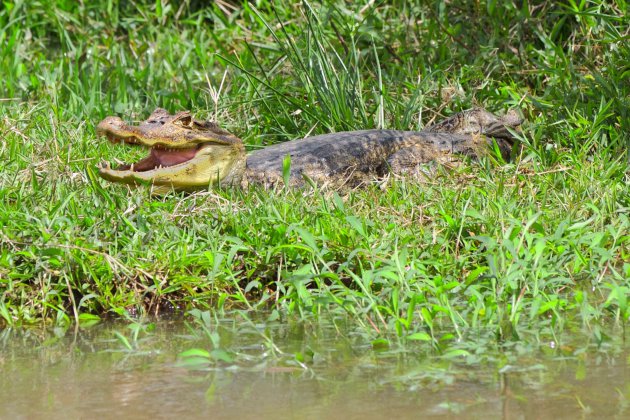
[174,114,193,128]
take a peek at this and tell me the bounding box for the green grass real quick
[0,1,628,350]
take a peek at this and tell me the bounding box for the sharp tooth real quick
[130,164,135,171]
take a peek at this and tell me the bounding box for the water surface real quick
[1,317,628,419]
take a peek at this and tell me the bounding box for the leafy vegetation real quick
[0,0,628,354]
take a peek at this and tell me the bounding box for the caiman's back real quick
[245,107,522,187]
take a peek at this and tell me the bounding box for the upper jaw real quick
[96,117,222,149]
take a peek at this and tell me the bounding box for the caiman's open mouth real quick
[120,145,201,171]
[95,109,246,191]
[99,132,203,173]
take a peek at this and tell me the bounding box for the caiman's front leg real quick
[384,142,438,178]
[385,135,498,178]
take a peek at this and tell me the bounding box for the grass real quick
[0,0,628,351]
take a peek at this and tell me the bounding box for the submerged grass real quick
[3,314,628,417]
[0,1,628,349]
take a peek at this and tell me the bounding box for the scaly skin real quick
[96,108,522,192]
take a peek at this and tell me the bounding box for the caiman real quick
[96,108,522,193]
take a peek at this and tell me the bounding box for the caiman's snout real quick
[97,116,143,145]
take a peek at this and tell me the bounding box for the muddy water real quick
[1,318,628,419]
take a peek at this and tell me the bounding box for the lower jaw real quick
[97,150,247,190]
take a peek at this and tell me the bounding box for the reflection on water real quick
[0,317,628,419]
